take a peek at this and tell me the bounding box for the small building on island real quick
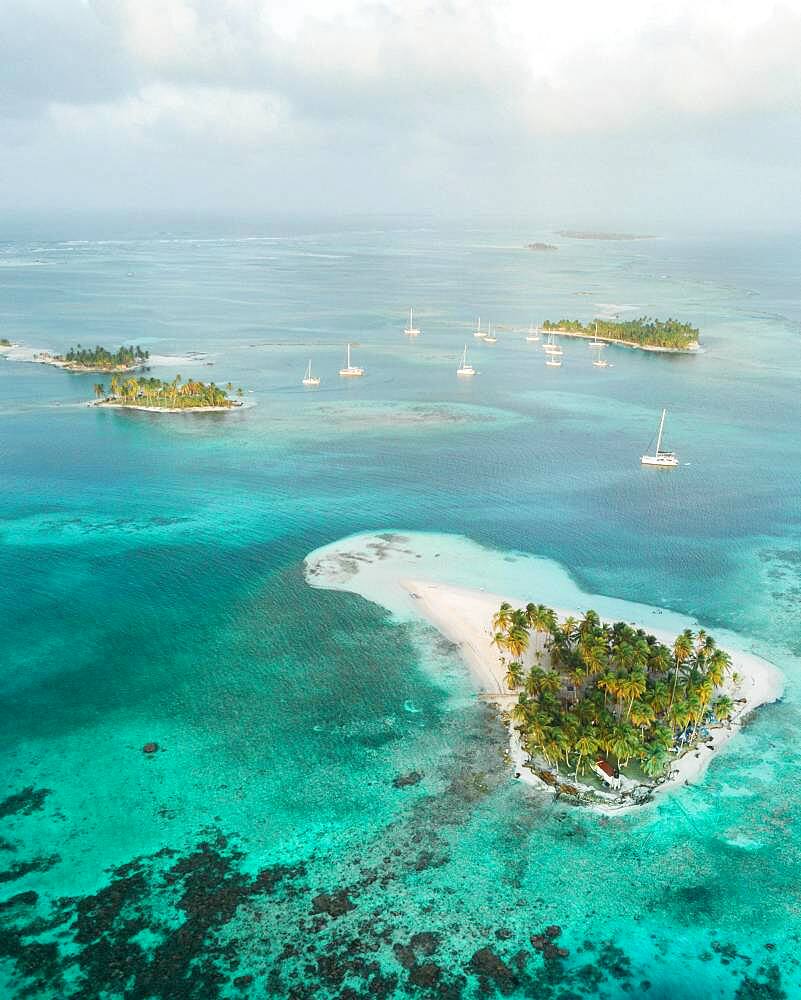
[591,759,621,791]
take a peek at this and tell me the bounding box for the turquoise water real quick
[1,221,800,998]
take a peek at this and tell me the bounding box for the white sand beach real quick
[305,531,784,813]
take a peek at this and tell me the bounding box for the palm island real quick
[92,374,244,412]
[541,316,699,351]
[49,343,150,372]
[491,602,735,806]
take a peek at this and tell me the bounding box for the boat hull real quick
[339,369,364,377]
[640,455,678,467]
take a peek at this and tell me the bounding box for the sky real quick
[3,0,801,229]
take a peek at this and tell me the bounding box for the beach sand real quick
[305,531,784,814]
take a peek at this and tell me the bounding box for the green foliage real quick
[58,344,149,369]
[97,374,239,409]
[493,604,733,785]
[0,338,11,347]
[541,316,699,349]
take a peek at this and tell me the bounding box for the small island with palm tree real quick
[492,602,738,806]
[91,374,244,412]
[541,317,699,352]
[39,343,151,372]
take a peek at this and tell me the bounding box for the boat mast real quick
[656,408,667,453]
[347,343,351,368]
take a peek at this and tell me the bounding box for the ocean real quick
[1,219,800,998]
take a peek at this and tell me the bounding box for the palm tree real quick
[619,672,647,719]
[597,670,618,708]
[491,631,510,668]
[539,670,562,699]
[712,694,734,721]
[574,732,598,779]
[493,603,514,634]
[670,629,694,707]
[642,744,671,779]
[524,667,546,698]
[706,649,731,688]
[561,616,579,645]
[629,700,655,736]
[506,626,530,660]
[93,383,105,399]
[504,661,524,692]
[526,604,556,661]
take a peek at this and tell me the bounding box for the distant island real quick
[556,231,654,241]
[48,344,150,373]
[526,242,558,252]
[91,375,243,412]
[492,603,742,806]
[0,338,12,347]
[542,316,699,352]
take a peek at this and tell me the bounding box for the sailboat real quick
[474,316,486,338]
[403,307,420,337]
[589,320,606,348]
[457,344,476,376]
[339,343,364,377]
[544,331,563,355]
[592,344,609,368]
[545,352,562,368]
[483,321,497,344]
[302,359,321,386]
[526,322,540,342]
[641,409,678,467]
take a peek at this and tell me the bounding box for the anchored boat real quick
[641,408,678,467]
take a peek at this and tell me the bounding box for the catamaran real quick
[457,344,476,376]
[339,343,364,377]
[641,409,678,467]
[526,322,540,342]
[483,322,497,344]
[403,307,420,337]
[474,316,486,338]
[302,359,320,386]
[544,331,563,355]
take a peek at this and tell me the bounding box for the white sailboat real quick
[403,307,420,337]
[589,320,606,348]
[641,408,678,467]
[483,321,497,344]
[457,344,476,376]
[474,316,486,338]
[526,322,540,342]
[545,352,562,367]
[544,331,563,355]
[339,343,364,377]
[592,344,609,368]
[302,359,320,386]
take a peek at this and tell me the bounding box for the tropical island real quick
[542,316,699,352]
[303,531,783,814]
[91,374,244,412]
[0,338,12,347]
[45,343,150,372]
[491,602,739,804]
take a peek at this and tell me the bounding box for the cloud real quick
[2,0,801,222]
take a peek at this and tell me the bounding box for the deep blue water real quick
[1,220,800,998]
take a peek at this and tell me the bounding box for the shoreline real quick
[88,400,243,413]
[304,531,783,815]
[543,329,700,354]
